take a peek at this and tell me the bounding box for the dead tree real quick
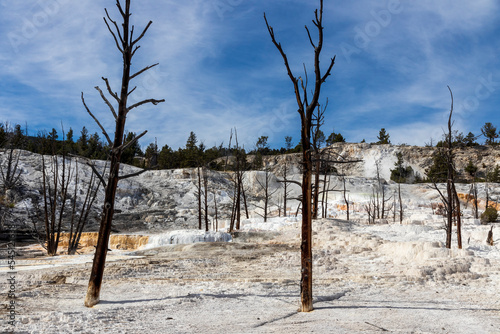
[398,183,403,224]
[203,167,209,231]
[0,148,23,197]
[468,175,479,219]
[196,166,203,230]
[255,162,279,222]
[429,87,462,249]
[39,140,73,256]
[229,129,247,232]
[265,0,335,312]
[82,0,164,307]
[281,156,293,217]
[67,161,102,255]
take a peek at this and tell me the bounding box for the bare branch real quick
[305,25,316,49]
[321,56,336,83]
[94,86,118,120]
[128,86,137,96]
[115,0,126,18]
[68,154,107,188]
[131,45,141,58]
[119,168,148,181]
[130,63,159,80]
[264,12,304,113]
[102,77,120,104]
[132,21,153,46]
[277,179,302,187]
[114,130,147,154]
[127,98,165,114]
[103,11,124,53]
[81,92,113,146]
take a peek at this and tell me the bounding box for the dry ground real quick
[2,219,500,333]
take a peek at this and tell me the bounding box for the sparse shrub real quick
[481,207,498,223]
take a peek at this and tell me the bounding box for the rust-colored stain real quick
[457,193,500,210]
[57,233,150,251]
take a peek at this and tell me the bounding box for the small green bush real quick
[481,207,498,223]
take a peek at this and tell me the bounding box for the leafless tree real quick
[67,161,102,255]
[228,129,247,232]
[0,148,23,198]
[265,0,335,311]
[281,156,293,217]
[429,87,462,249]
[255,162,279,222]
[82,0,164,307]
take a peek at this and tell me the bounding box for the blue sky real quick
[1,0,499,150]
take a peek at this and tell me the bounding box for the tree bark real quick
[84,0,164,307]
[265,0,334,312]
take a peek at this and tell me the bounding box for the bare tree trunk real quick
[265,0,335,311]
[213,190,218,231]
[203,168,209,231]
[242,178,249,219]
[342,176,349,221]
[452,183,462,249]
[321,172,327,218]
[398,183,403,224]
[84,0,164,307]
[197,166,202,230]
[312,157,320,219]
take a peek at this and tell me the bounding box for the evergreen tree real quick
[487,165,500,183]
[464,132,478,146]
[464,160,478,176]
[77,126,89,156]
[376,128,390,144]
[158,144,176,169]
[481,122,498,145]
[326,130,345,145]
[285,136,293,152]
[256,135,269,155]
[425,150,449,182]
[121,132,143,165]
[390,152,414,183]
[0,123,6,147]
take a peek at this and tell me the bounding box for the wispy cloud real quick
[0,0,499,149]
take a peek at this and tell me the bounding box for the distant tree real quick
[376,128,390,144]
[0,123,7,147]
[390,152,414,183]
[158,144,175,169]
[121,132,143,165]
[326,130,345,145]
[144,141,158,167]
[464,132,478,146]
[77,126,89,156]
[285,136,293,152]
[481,122,498,145]
[256,135,269,153]
[425,150,449,183]
[464,160,478,177]
[487,165,500,183]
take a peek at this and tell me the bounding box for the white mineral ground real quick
[1,146,499,333]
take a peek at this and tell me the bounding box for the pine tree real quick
[377,128,390,144]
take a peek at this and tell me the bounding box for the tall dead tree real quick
[265,0,335,312]
[430,87,462,249]
[82,0,164,307]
